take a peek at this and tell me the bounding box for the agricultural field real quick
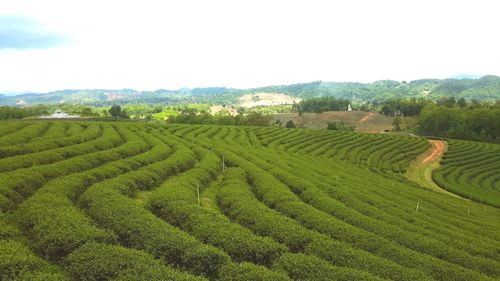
[433,139,500,208]
[0,120,499,281]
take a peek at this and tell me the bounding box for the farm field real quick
[0,120,499,281]
[433,139,500,208]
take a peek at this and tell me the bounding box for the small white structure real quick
[16,99,28,106]
[39,109,80,119]
[347,104,352,111]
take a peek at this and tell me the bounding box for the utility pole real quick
[222,155,225,173]
[197,184,200,206]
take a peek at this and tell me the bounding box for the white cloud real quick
[0,0,499,92]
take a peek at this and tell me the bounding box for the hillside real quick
[433,139,500,207]
[273,111,393,132]
[0,121,499,281]
[2,76,500,106]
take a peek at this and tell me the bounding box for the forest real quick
[419,103,500,142]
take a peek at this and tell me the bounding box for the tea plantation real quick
[0,121,499,281]
[433,139,500,207]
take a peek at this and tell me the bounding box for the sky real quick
[0,0,499,93]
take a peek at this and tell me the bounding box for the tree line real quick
[0,105,48,119]
[167,108,272,126]
[419,103,500,142]
[292,97,351,114]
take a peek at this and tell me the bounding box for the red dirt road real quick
[359,112,374,123]
[422,140,445,164]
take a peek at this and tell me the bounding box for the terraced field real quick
[1,121,499,281]
[433,139,500,208]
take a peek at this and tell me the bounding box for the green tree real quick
[108,105,122,118]
[285,120,296,128]
[457,98,467,108]
[119,110,130,119]
[393,117,401,131]
[80,107,95,117]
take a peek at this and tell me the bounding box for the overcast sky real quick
[0,0,499,92]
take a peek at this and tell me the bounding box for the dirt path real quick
[359,112,374,123]
[405,139,464,199]
[422,140,445,164]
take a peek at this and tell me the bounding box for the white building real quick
[39,109,80,119]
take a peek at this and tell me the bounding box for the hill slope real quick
[433,139,500,207]
[2,75,500,106]
[0,121,499,281]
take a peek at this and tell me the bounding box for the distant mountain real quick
[448,74,484,80]
[1,76,500,106]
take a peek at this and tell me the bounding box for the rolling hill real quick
[2,75,500,106]
[0,120,498,281]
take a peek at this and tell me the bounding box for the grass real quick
[405,140,463,199]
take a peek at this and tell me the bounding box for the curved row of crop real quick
[2,121,499,281]
[434,139,500,207]
[0,122,101,158]
[0,121,52,147]
[208,138,499,280]
[0,124,126,211]
[14,126,164,260]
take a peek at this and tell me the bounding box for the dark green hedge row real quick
[0,121,30,138]
[0,240,68,281]
[434,139,500,207]
[0,124,110,173]
[81,185,229,279]
[218,262,290,281]
[0,124,124,211]
[0,121,50,146]
[273,253,384,281]
[221,146,497,281]
[267,127,429,174]
[28,121,69,142]
[261,149,499,261]
[0,213,19,240]
[14,128,163,260]
[215,167,423,281]
[79,143,229,278]
[0,123,101,159]
[66,242,205,281]
[146,147,288,266]
[235,148,500,279]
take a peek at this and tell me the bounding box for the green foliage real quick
[327,121,355,131]
[219,263,290,281]
[273,253,384,281]
[2,76,500,108]
[146,146,288,267]
[66,242,204,281]
[393,117,401,131]
[294,96,350,113]
[434,139,500,207]
[0,105,48,119]
[379,98,430,116]
[285,120,295,128]
[109,104,127,118]
[167,109,272,126]
[419,104,500,142]
[0,120,499,281]
[0,240,68,281]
